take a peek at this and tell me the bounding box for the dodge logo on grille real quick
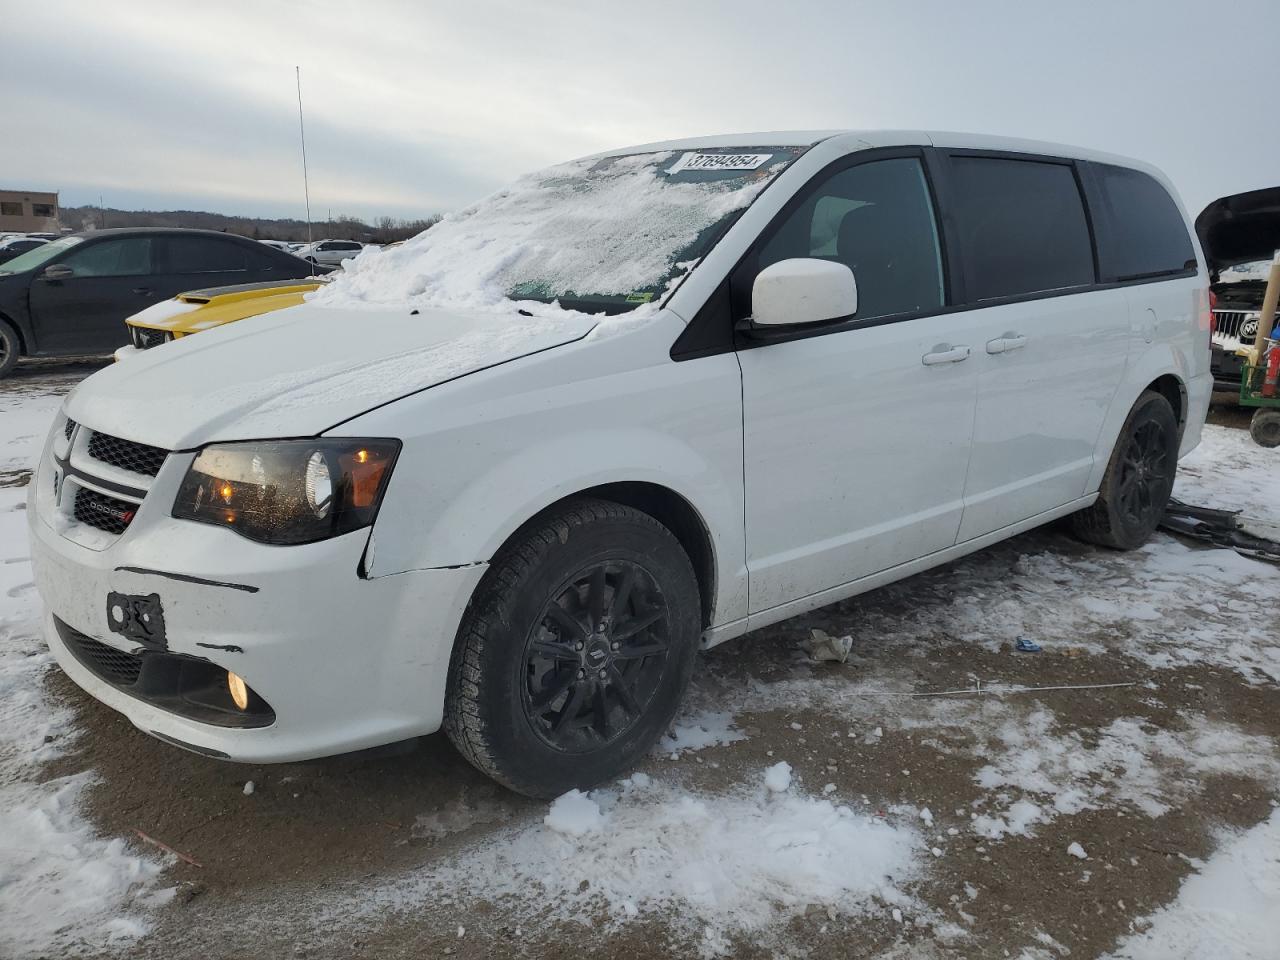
[82,497,135,526]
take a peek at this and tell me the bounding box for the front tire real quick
[1072,390,1179,550]
[444,498,701,798]
[0,319,19,379]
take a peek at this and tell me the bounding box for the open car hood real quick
[1195,185,1280,273]
[65,303,597,450]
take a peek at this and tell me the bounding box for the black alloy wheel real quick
[522,561,671,753]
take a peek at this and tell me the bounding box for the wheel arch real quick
[488,481,718,631]
[0,309,28,355]
[1086,345,1191,495]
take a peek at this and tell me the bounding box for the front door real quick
[737,154,982,615]
[28,235,159,353]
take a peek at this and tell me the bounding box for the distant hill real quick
[60,206,441,244]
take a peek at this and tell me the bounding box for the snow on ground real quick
[332,768,923,952]
[1176,421,1280,516]
[0,394,169,959]
[1104,808,1280,960]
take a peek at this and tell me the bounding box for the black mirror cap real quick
[1196,186,1280,274]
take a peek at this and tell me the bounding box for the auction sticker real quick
[666,152,772,174]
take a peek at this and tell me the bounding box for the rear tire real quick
[0,320,19,379]
[443,497,701,798]
[1072,391,1179,550]
[1251,409,1280,448]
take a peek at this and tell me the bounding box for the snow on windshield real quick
[310,147,803,317]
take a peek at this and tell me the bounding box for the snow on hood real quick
[65,304,596,450]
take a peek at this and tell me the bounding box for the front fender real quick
[337,317,748,629]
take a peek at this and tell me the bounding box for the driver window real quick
[61,238,153,278]
[757,158,944,320]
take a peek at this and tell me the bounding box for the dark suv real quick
[0,228,317,378]
[1196,186,1280,391]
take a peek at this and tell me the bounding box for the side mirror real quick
[751,258,857,328]
[42,263,74,281]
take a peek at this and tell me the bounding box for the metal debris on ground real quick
[1015,637,1042,653]
[1160,500,1280,564]
[802,628,854,663]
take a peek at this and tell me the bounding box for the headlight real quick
[172,439,400,544]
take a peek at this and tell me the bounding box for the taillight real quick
[1208,289,1217,334]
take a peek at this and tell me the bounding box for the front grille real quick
[73,487,138,534]
[61,628,144,685]
[86,431,168,477]
[131,327,171,350]
[63,418,77,440]
[1213,309,1257,344]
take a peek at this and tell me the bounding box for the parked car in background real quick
[29,132,1210,798]
[0,227,322,378]
[1195,186,1280,390]
[258,239,297,252]
[295,238,365,267]
[117,277,326,357]
[0,235,49,264]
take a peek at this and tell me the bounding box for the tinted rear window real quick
[167,237,249,274]
[1091,164,1195,281]
[949,157,1095,301]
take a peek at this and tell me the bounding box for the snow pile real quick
[1104,808,1280,959]
[544,789,605,836]
[363,771,920,945]
[309,151,776,316]
[0,402,170,958]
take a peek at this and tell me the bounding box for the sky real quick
[3,0,1278,224]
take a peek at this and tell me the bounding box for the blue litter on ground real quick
[1015,637,1042,653]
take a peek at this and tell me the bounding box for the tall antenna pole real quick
[296,66,313,254]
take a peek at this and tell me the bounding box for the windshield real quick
[311,147,805,316]
[0,235,83,275]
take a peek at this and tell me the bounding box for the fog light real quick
[227,671,249,710]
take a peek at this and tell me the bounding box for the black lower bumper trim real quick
[146,731,231,759]
[55,617,275,729]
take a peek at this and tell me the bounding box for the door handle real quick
[131,287,153,296]
[922,344,971,366]
[986,334,1028,354]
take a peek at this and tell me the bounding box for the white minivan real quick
[29,131,1212,797]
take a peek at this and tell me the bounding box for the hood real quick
[1195,185,1280,273]
[67,303,597,450]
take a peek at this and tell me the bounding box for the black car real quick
[1195,186,1280,391]
[0,228,320,378]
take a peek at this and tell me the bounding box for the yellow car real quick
[116,278,325,360]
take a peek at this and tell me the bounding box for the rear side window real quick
[166,237,249,274]
[948,157,1095,301]
[1090,164,1196,281]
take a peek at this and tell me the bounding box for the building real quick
[0,189,59,234]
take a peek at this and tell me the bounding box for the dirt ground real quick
[12,362,1279,959]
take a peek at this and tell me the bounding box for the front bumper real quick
[28,438,485,763]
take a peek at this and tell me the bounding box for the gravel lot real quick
[3,361,1278,960]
